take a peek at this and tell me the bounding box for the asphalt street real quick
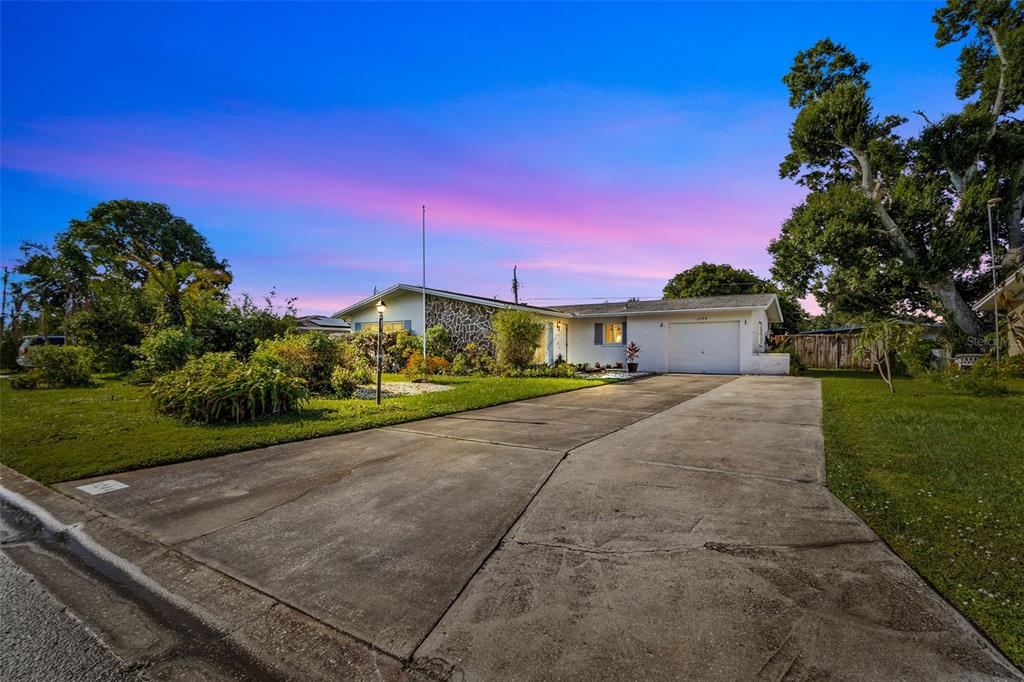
[0,550,141,682]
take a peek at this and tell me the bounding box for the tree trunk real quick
[925,279,982,338]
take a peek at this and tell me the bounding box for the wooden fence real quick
[771,334,872,370]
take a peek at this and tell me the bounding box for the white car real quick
[16,335,66,368]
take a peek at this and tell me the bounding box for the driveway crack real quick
[703,539,876,557]
[633,460,820,485]
[511,539,695,556]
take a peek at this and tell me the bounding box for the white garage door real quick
[668,321,740,374]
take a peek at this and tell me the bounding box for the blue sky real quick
[2,1,960,314]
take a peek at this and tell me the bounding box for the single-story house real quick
[973,265,1024,356]
[334,284,789,375]
[295,315,352,337]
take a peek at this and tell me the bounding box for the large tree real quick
[769,1,1023,337]
[18,200,231,327]
[663,262,807,332]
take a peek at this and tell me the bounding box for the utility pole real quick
[421,205,427,361]
[512,265,520,304]
[987,197,1003,360]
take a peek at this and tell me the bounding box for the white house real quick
[334,284,789,375]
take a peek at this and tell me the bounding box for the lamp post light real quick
[987,198,1003,360]
[375,300,386,405]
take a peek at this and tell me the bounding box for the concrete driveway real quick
[60,375,1019,680]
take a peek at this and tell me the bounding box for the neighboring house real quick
[973,265,1024,356]
[295,315,351,337]
[798,321,945,342]
[334,284,788,374]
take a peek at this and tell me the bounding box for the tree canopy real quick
[769,0,1023,338]
[18,200,232,327]
[662,262,807,333]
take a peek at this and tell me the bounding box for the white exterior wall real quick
[348,290,425,334]
[566,316,629,367]
[567,309,788,375]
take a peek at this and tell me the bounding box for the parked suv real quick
[16,335,66,368]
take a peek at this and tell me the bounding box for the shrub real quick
[402,352,451,380]
[501,362,577,378]
[424,325,454,360]
[970,354,1024,380]
[491,310,544,370]
[450,352,469,376]
[251,332,350,395]
[151,352,308,423]
[1,331,20,370]
[943,369,1010,397]
[940,354,1022,397]
[14,345,95,389]
[449,342,495,376]
[350,328,420,373]
[188,290,297,358]
[134,327,201,382]
[770,345,805,376]
[10,371,41,389]
[66,300,145,373]
[330,366,370,398]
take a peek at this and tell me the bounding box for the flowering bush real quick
[402,352,451,379]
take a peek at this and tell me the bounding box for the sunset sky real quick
[2,2,960,315]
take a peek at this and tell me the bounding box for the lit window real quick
[604,324,623,344]
[381,322,407,333]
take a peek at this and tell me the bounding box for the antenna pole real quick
[512,265,519,304]
[422,205,427,361]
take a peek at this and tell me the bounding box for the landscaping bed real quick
[813,370,1024,667]
[0,374,606,485]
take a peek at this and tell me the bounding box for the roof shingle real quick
[549,293,777,315]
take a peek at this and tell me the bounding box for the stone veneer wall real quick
[425,295,496,353]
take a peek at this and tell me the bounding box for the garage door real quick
[668,321,740,374]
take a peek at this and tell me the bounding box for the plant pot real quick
[627,362,638,372]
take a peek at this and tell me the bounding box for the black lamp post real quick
[375,300,386,404]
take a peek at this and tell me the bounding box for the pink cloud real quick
[2,113,800,255]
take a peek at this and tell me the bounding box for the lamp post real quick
[987,198,1002,360]
[375,300,386,405]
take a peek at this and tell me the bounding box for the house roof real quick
[296,316,351,329]
[550,293,784,322]
[333,283,561,319]
[335,285,785,322]
[798,320,944,335]
[973,265,1024,312]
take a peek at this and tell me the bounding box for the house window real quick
[603,323,623,345]
[381,321,408,333]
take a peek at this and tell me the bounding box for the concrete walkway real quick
[57,375,1019,680]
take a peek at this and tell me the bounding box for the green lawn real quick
[813,370,1024,667]
[0,374,607,485]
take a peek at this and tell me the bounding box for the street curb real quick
[0,464,423,681]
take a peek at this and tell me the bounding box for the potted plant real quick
[625,341,640,372]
